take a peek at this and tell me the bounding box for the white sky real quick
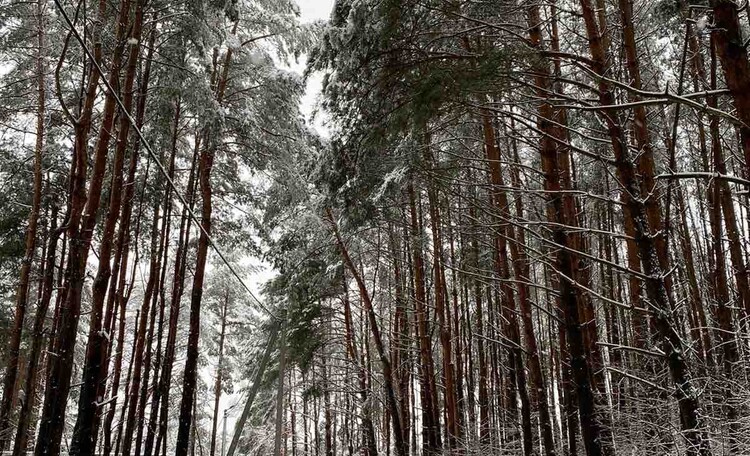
[298,0,334,22]
[237,0,335,349]
[296,0,335,137]
[239,0,334,307]
[214,0,336,442]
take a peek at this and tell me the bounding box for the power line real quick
[52,0,276,319]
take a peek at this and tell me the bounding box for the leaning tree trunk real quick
[327,208,408,456]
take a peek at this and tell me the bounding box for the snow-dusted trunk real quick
[70,0,145,450]
[209,292,229,456]
[35,0,132,449]
[405,184,442,454]
[0,0,46,448]
[327,207,407,456]
[578,0,711,453]
[175,133,215,456]
[273,318,288,456]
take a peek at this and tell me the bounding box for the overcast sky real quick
[296,0,335,136]
[216,1,337,426]
[298,0,334,22]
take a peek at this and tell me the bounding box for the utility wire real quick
[52,0,276,319]
[54,5,284,448]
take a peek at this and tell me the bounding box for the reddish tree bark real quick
[327,208,407,456]
[0,0,46,447]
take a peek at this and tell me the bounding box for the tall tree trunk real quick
[210,292,229,456]
[142,95,180,456]
[578,0,711,453]
[388,223,411,454]
[34,0,132,449]
[528,4,615,455]
[705,34,741,451]
[405,183,442,453]
[135,218,169,455]
[345,279,378,456]
[327,208,407,456]
[508,118,556,456]
[154,130,200,455]
[175,137,214,456]
[100,26,155,454]
[423,143,460,449]
[323,346,333,456]
[175,27,240,454]
[0,0,46,447]
[479,112,533,454]
[274,318,288,456]
[120,197,163,456]
[467,190,490,448]
[70,2,145,451]
[12,207,60,456]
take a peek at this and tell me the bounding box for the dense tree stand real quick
[1,0,750,455]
